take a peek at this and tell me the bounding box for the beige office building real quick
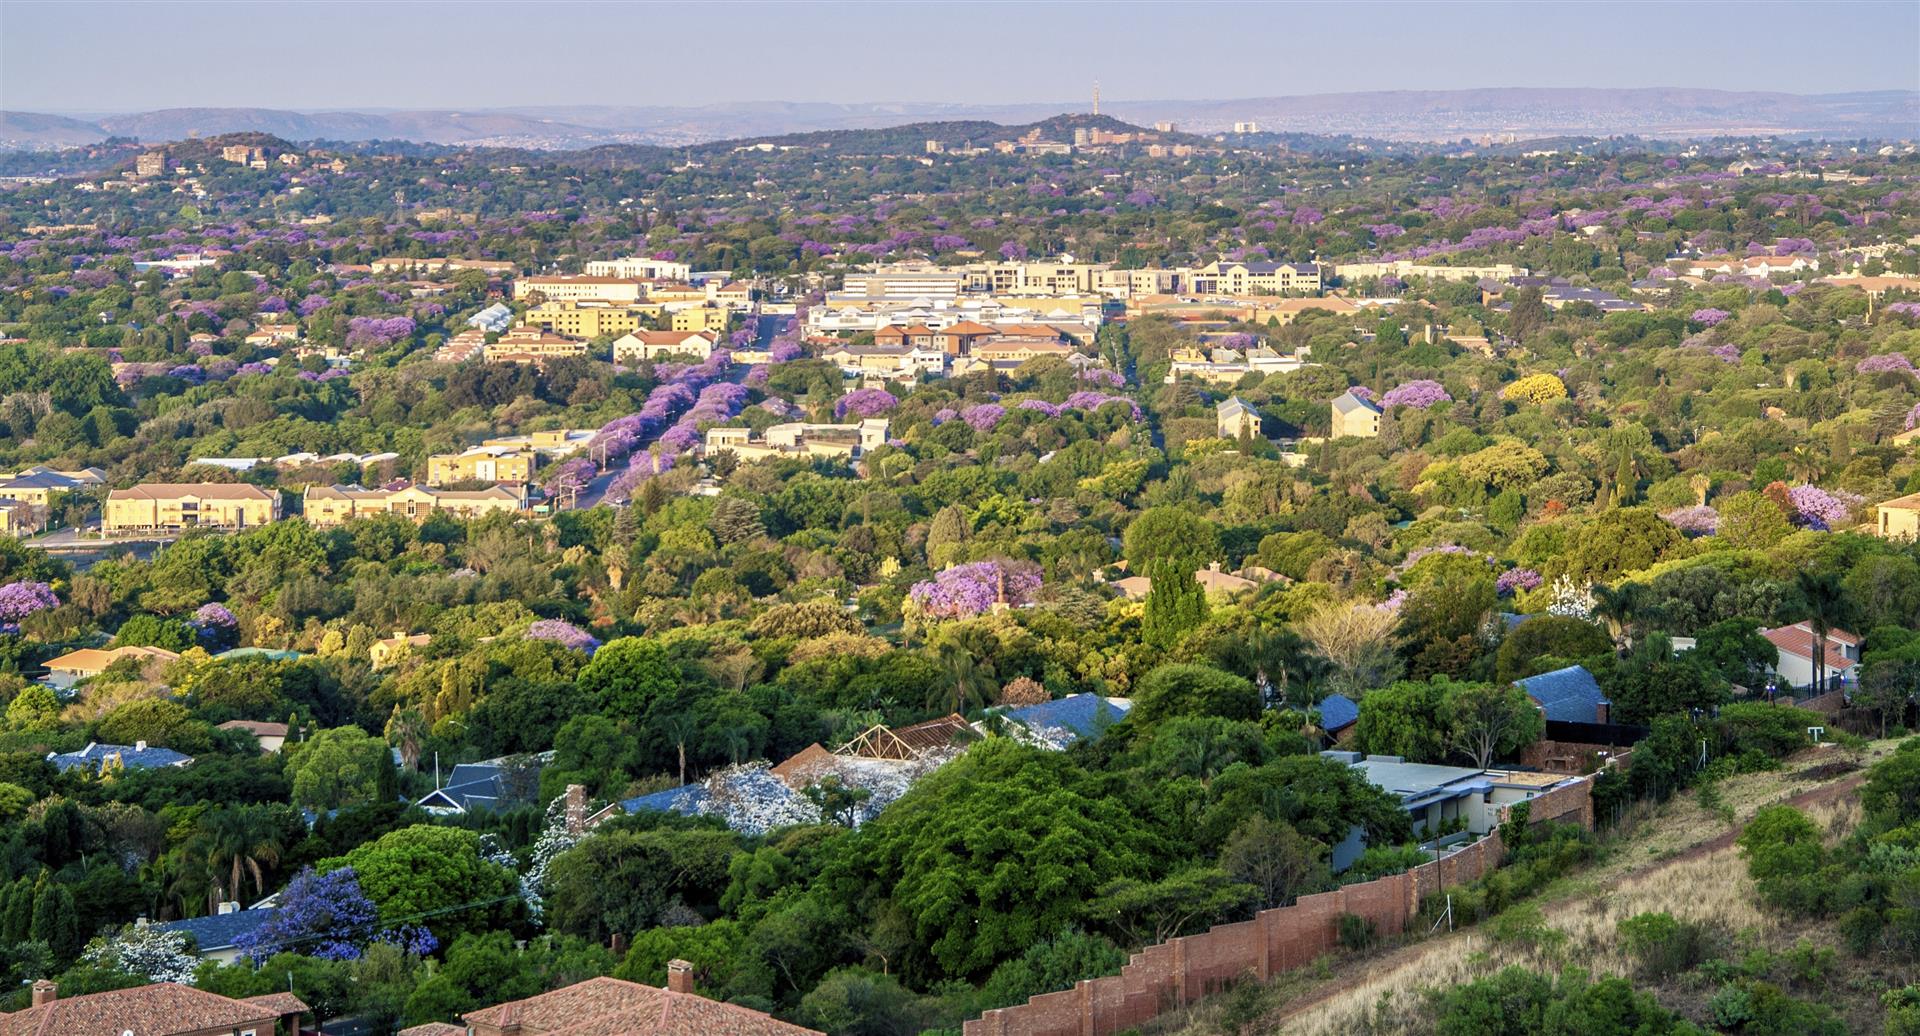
[103,484,281,534]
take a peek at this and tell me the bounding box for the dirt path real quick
[1263,766,1871,1029]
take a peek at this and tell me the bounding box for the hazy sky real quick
[4,0,1917,113]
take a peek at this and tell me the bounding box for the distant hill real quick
[4,87,1914,151]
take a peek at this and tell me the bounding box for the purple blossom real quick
[998,240,1029,260]
[1884,301,1920,320]
[1380,380,1451,409]
[233,361,272,377]
[235,866,435,962]
[1061,391,1143,421]
[193,602,237,627]
[1076,367,1125,387]
[297,294,331,317]
[960,403,1004,431]
[835,387,899,419]
[909,559,1042,618]
[1691,308,1732,326]
[0,581,57,623]
[345,315,415,349]
[931,407,958,425]
[526,619,600,654]
[1856,353,1915,374]
[1365,223,1406,239]
[1124,190,1157,206]
[1787,485,1863,529]
[1661,505,1719,536]
[930,234,972,251]
[1494,568,1543,595]
[1016,399,1064,418]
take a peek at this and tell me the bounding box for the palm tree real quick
[1794,570,1848,693]
[660,713,699,786]
[1590,582,1656,653]
[933,641,994,714]
[194,807,285,911]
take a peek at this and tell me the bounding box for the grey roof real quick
[1317,693,1359,732]
[1516,664,1609,723]
[154,907,274,953]
[992,693,1132,742]
[50,742,193,772]
[1334,753,1494,810]
[0,471,82,491]
[1218,396,1259,418]
[1332,390,1380,415]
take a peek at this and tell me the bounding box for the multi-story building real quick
[612,329,717,364]
[369,257,516,277]
[0,499,45,537]
[526,300,655,339]
[839,262,969,299]
[584,256,692,281]
[0,469,86,508]
[482,328,590,364]
[1333,259,1528,283]
[103,484,281,534]
[962,261,1109,295]
[428,447,539,487]
[671,306,731,333]
[817,344,947,379]
[1331,390,1382,439]
[972,337,1077,366]
[135,151,167,177]
[303,484,525,526]
[1190,260,1322,295]
[705,418,890,463]
[512,275,647,305]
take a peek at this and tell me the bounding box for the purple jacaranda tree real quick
[234,866,436,962]
[1856,353,1915,374]
[835,388,899,419]
[931,407,958,426]
[1787,485,1863,530]
[909,560,1042,618]
[1494,568,1543,596]
[1691,308,1732,326]
[0,581,57,623]
[960,403,1005,432]
[1885,301,1920,320]
[527,619,600,655]
[345,316,415,349]
[297,294,331,317]
[999,240,1029,260]
[1661,506,1719,536]
[1381,380,1451,409]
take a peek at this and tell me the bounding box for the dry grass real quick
[1161,742,1894,1036]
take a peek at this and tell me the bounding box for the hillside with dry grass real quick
[1147,738,1918,1036]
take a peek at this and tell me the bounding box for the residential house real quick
[371,631,431,670]
[243,324,299,348]
[987,693,1133,747]
[481,328,589,365]
[49,741,194,774]
[1761,622,1862,692]
[1316,693,1359,739]
[612,329,717,364]
[1873,491,1920,541]
[216,720,289,753]
[1331,389,1382,438]
[526,300,654,339]
[415,755,544,815]
[303,484,525,527]
[428,447,538,487]
[463,974,822,1036]
[0,464,106,487]
[1516,664,1610,724]
[154,904,275,965]
[1324,750,1578,855]
[0,469,85,508]
[704,418,890,463]
[40,645,180,691]
[0,979,306,1036]
[1216,396,1262,438]
[1108,562,1282,601]
[0,498,45,536]
[511,275,648,305]
[103,484,281,535]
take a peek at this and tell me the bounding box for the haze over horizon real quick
[4,0,1918,114]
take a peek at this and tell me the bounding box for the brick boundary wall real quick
[963,774,1597,1036]
[1782,689,1848,716]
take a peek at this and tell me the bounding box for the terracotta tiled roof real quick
[237,991,310,1016]
[1761,623,1860,669]
[397,1024,466,1036]
[0,983,279,1036]
[464,976,821,1036]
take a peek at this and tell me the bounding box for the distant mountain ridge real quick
[3,87,1914,150]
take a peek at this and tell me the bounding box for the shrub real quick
[1618,911,1720,979]
[1714,703,1820,760]
[1336,913,1377,952]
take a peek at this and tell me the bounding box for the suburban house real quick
[371,631,432,670]
[217,719,289,753]
[0,498,44,536]
[612,329,718,363]
[1216,396,1262,438]
[987,693,1133,748]
[1330,389,1382,438]
[40,645,180,691]
[1323,751,1580,858]
[463,973,822,1036]
[302,484,525,527]
[703,418,890,463]
[1316,693,1359,740]
[49,741,194,774]
[154,904,275,964]
[1109,562,1284,601]
[1516,664,1611,724]
[0,468,86,507]
[103,483,282,535]
[1761,622,1862,692]
[415,755,544,815]
[427,446,539,487]
[0,979,306,1036]
[1874,491,1920,541]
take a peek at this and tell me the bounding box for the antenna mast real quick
[1092,80,1100,117]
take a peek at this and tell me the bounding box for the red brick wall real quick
[963,775,1594,1036]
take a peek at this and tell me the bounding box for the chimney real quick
[665,959,694,995]
[564,784,588,836]
[134,740,148,752]
[218,901,239,915]
[31,980,55,1007]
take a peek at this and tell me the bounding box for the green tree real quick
[1141,559,1208,650]
[577,637,680,716]
[1495,616,1612,683]
[1220,815,1327,910]
[1718,491,1793,551]
[1444,680,1545,769]
[285,727,393,811]
[1354,678,1450,762]
[1131,663,1259,727]
[1122,506,1221,572]
[325,826,520,945]
[29,883,81,964]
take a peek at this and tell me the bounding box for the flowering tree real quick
[235,866,435,961]
[960,403,1004,432]
[0,581,57,624]
[1661,505,1719,536]
[527,619,600,655]
[1380,380,1451,409]
[834,388,898,419]
[1495,568,1543,596]
[1690,308,1732,326]
[1856,353,1916,375]
[908,560,1042,619]
[1546,576,1595,620]
[1787,485,1862,530]
[1501,374,1568,405]
[81,924,198,984]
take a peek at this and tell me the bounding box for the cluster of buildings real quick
[0,465,104,535]
[704,417,891,463]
